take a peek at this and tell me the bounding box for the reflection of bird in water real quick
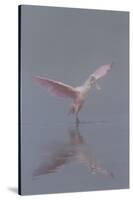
[69,123,113,177]
[33,144,74,176]
[33,123,113,178]
[34,64,112,123]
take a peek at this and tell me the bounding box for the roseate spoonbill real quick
[34,64,112,123]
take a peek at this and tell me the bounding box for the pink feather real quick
[34,76,79,99]
[93,64,112,80]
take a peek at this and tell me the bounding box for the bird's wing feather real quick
[34,76,78,99]
[92,64,112,80]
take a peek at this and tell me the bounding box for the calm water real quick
[20,5,129,195]
[21,117,129,195]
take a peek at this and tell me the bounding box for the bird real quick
[34,63,112,123]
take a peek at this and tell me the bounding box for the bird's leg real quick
[76,114,80,126]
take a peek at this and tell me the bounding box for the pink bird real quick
[34,64,112,123]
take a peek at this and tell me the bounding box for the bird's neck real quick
[83,81,92,91]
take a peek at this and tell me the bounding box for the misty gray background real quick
[20,5,129,195]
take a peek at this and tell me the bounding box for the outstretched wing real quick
[92,64,112,80]
[34,76,78,99]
